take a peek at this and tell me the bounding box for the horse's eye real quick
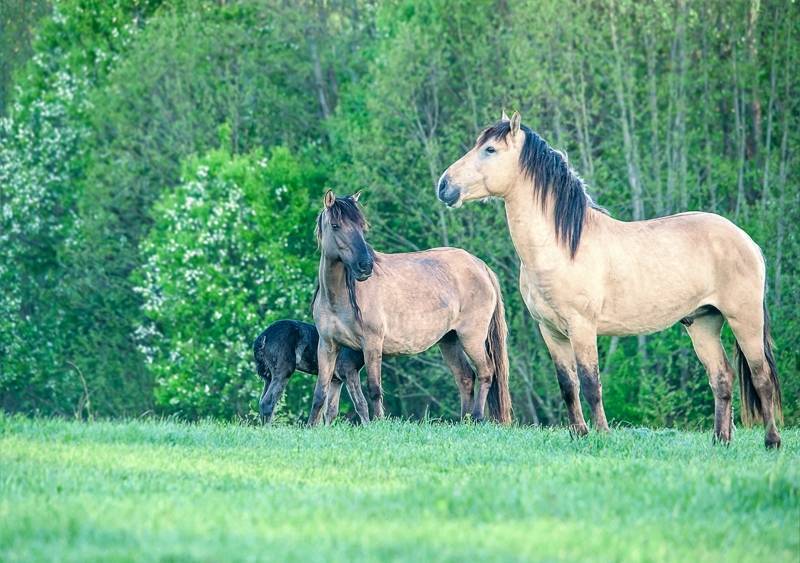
[485,146,496,154]
[331,224,340,230]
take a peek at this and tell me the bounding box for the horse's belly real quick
[597,293,709,336]
[597,311,684,336]
[381,319,451,355]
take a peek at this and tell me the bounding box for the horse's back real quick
[594,211,765,334]
[358,247,499,354]
[377,247,494,288]
[638,211,763,273]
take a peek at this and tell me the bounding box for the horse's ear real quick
[324,189,336,208]
[510,111,521,137]
[501,109,510,122]
[350,190,362,202]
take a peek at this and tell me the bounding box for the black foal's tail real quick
[485,268,512,424]
[253,332,271,381]
[736,300,783,426]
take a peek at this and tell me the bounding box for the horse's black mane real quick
[479,120,604,257]
[314,195,375,323]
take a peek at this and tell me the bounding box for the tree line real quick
[1,0,797,426]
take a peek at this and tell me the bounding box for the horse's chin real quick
[446,198,463,209]
[355,273,372,282]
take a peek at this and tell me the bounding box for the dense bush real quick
[134,144,322,419]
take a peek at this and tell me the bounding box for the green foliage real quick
[0,71,86,413]
[2,416,799,561]
[1,0,798,426]
[0,0,165,416]
[0,0,51,115]
[135,145,321,419]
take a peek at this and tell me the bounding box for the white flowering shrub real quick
[0,0,162,415]
[134,146,320,418]
[0,70,88,411]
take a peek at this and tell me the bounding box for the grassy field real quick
[1,415,798,562]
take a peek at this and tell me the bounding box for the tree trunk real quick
[701,6,717,211]
[610,13,644,221]
[761,9,779,204]
[643,27,663,214]
[732,47,747,220]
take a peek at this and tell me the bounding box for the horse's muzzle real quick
[437,174,461,207]
[354,259,373,281]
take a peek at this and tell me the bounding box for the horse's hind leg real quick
[727,312,781,448]
[259,378,271,424]
[457,332,494,423]
[260,366,292,424]
[363,345,385,419]
[684,312,733,443]
[439,336,476,420]
[539,325,588,435]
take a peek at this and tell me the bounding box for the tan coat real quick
[439,111,782,448]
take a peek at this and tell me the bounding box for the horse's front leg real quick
[324,377,344,424]
[308,339,338,426]
[539,325,588,435]
[570,324,610,432]
[344,371,370,424]
[364,347,385,419]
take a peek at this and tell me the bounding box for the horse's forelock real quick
[316,195,369,243]
[477,120,512,147]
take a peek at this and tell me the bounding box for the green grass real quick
[1,416,798,562]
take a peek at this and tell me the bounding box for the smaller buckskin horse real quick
[309,190,511,426]
[438,111,782,448]
[254,320,368,423]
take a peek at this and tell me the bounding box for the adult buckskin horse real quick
[308,190,511,426]
[437,111,782,448]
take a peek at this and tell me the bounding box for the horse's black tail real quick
[485,268,512,424]
[253,332,271,381]
[736,300,783,426]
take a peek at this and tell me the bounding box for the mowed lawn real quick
[1,416,798,562]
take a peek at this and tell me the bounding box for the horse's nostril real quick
[437,175,448,195]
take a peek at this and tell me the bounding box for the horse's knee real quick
[576,364,602,404]
[710,372,733,401]
[368,383,382,402]
[312,385,329,406]
[476,372,492,387]
[555,365,578,404]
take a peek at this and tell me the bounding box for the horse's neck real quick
[318,254,349,308]
[503,181,568,269]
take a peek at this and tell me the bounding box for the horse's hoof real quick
[571,423,589,437]
[712,432,731,446]
[765,433,781,449]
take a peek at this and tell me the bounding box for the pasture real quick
[2,415,798,562]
